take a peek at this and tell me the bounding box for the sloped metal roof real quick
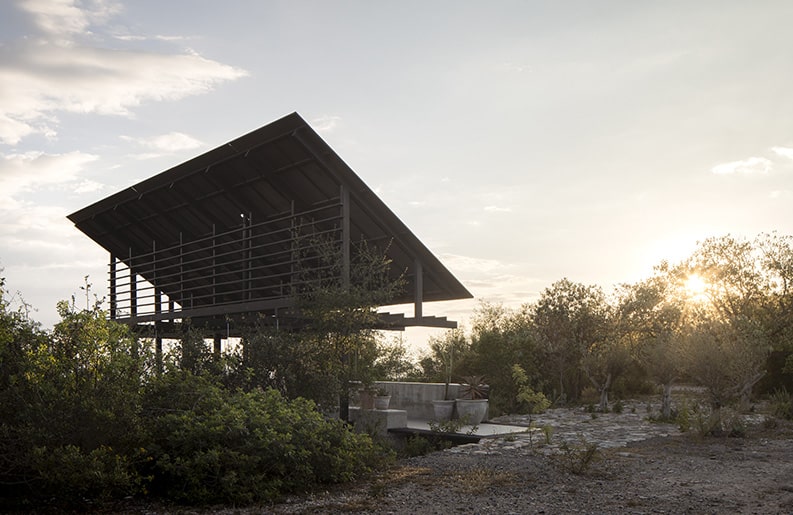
[67,112,471,330]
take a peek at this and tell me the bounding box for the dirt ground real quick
[104,396,793,514]
[267,417,793,514]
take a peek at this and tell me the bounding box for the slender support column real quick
[340,187,351,422]
[179,232,184,309]
[212,224,216,305]
[289,201,296,296]
[109,254,117,320]
[155,332,163,375]
[129,248,137,319]
[213,335,222,357]
[414,259,423,320]
[153,240,160,318]
[247,212,253,300]
[341,185,350,290]
[240,218,246,301]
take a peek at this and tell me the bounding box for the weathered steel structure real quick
[68,113,471,340]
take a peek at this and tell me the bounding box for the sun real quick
[684,274,708,301]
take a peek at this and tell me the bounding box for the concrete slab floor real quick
[406,419,534,437]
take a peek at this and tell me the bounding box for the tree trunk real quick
[598,387,609,412]
[739,370,765,408]
[661,382,674,419]
[558,367,566,403]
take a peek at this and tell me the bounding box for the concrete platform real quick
[405,419,532,438]
[349,407,408,436]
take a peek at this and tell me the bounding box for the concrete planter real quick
[358,389,375,410]
[374,395,391,410]
[431,400,455,421]
[455,399,488,425]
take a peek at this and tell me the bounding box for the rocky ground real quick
[266,400,793,515]
[110,396,793,514]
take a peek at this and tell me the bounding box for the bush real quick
[676,401,691,432]
[400,435,447,457]
[0,275,391,508]
[769,388,793,421]
[553,437,600,475]
[512,364,551,414]
[142,374,386,504]
[30,445,144,503]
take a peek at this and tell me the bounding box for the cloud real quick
[0,151,108,319]
[0,201,93,271]
[121,131,204,159]
[0,150,99,204]
[73,179,104,194]
[484,205,512,213]
[311,115,342,133]
[711,156,772,175]
[0,1,248,145]
[437,252,546,307]
[18,0,121,41]
[772,146,793,161]
[500,61,531,73]
[440,253,511,275]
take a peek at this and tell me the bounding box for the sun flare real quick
[684,274,708,300]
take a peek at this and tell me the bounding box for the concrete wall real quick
[372,381,462,420]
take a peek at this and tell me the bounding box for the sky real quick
[1,0,793,349]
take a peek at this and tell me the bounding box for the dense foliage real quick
[141,374,383,504]
[0,276,386,509]
[418,233,793,420]
[2,231,792,506]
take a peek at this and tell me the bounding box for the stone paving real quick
[446,399,680,455]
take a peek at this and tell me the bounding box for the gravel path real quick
[268,405,793,514]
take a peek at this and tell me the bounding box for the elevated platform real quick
[349,406,530,441]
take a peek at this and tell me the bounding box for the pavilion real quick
[67,112,471,346]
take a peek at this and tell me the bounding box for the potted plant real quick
[431,331,458,421]
[374,386,391,410]
[357,382,376,410]
[455,375,489,425]
[432,398,455,421]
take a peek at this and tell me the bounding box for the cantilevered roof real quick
[68,112,471,329]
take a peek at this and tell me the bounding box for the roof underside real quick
[67,112,471,332]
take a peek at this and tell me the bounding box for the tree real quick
[419,328,470,395]
[755,232,793,352]
[234,322,344,409]
[675,235,774,413]
[467,302,542,415]
[580,333,631,412]
[531,278,610,403]
[0,278,151,503]
[681,316,768,413]
[615,270,688,418]
[371,336,420,381]
[237,231,406,419]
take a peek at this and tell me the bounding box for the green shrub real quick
[512,364,551,414]
[142,375,385,504]
[770,388,793,420]
[428,414,476,435]
[553,437,600,475]
[723,409,747,438]
[400,435,444,457]
[541,425,554,445]
[30,445,144,503]
[676,401,691,432]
